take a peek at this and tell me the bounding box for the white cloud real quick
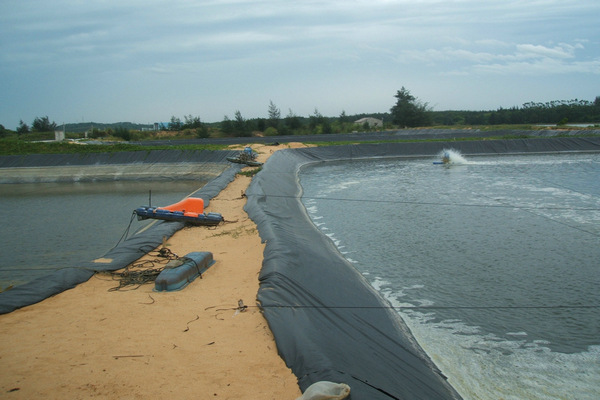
[1,0,599,127]
[515,43,582,59]
[397,40,596,77]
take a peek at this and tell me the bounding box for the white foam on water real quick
[319,179,361,195]
[301,153,600,399]
[506,331,528,337]
[439,148,468,165]
[380,285,600,400]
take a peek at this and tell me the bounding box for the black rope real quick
[112,211,137,249]
[474,190,600,237]
[345,371,401,400]
[207,301,599,313]
[179,256,203,279]
[248,193,600,212]
[256,304,599,311]
[104,247,179,291]
[246,192,600,239]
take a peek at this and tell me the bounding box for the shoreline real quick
[0,143,308,399]
[0,163,229,184]
[2,137,599,398]
[243,136,600,398]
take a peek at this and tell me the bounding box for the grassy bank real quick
[1,127,599,156]
[0,139,228,156]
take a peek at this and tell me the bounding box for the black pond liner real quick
[2,139,599,399]
[244,137,600,400]
[0,150,242,314]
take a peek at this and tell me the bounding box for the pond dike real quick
[0,149,242,314]
[0,149,236,183]
[244,137,600,399]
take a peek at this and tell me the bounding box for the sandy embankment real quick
[0,143,309,399]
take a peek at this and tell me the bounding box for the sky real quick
[1,0,599,129]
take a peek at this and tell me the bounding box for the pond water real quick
[300,152,600,400]
[0,180,205,288]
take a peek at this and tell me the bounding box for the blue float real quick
[154,252,215,292]
[134,197,223,226]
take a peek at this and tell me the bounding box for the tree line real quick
[14,116,58,134]
[162,101,387,138]
[431,97,600,126]
[389,88,600,127]
[2,90,599,139]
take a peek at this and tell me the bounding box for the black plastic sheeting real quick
[0,150,242,314]
[244,137,600,400]
[0,149,237,183]
[0,149,234,168]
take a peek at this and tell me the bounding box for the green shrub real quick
[195,126,210,138]
[113,127,131,141]
[264,127,279,136]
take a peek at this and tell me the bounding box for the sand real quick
[0,143,311,399]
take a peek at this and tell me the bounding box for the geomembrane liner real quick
[244,138,600,399]
[0,149,241,314]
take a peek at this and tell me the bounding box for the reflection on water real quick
[0,180,206,288]
[301,153,600,400]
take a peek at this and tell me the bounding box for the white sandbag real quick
[296,381,351,400]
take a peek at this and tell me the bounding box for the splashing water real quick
[438,148,468,165]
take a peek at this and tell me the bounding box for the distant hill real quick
[65,122,154,133]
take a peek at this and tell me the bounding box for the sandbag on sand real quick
[297,381,350,400]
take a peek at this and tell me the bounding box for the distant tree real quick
[322,118,332,134]
[89,127,107,139]
[489,110,500,125]
[267,100,281,129]
[113,126,131,141]
[233,110,250,137]
[221,115,234,136]
[309,108,324,130]
[256,118,266,132]
[195,125,210,139]
[390,87,432,127]
[32,116,57,132]
[285,109,301,131]
[339,110,349,123]
[0,124,7,137]
[309,108,332,134]
[168,116,182,131]
[245,118,259,133]
[182,115,202,130]
[16,120,29,134]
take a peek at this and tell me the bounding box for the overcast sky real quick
[1,0,599,129]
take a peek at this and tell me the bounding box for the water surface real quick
[0,180,205,288]
[301,152,600,400]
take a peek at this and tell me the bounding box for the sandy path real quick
[0,143,309,399]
